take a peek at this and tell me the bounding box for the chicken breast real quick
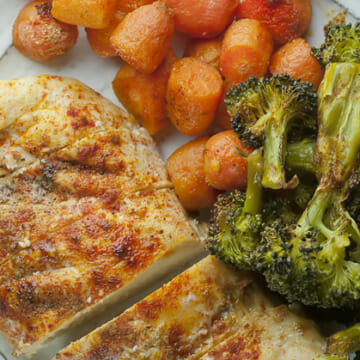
[54,256,326,360]
[0,75,204,357]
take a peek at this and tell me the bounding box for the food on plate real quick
[167,136,218,211]
[51,0,117,29]
[214,82,232,130]
[208,59,360,309]
[164,0,237,38]
[226,74,317,189]
[204,130,252,191]
[219,19,273,85]
[236,0,312,46]
[167,57,223,136]
[86,10,125,57]
[54,256,326,360]
[0,75,204,357]
[116,0,155,13]
[311,23,360,67]
[183,36,222,69]
[110,1,174,74]
[112,49,177,134]
[12,0,78,63]
[206,142,316,270]
[270,38,324,90]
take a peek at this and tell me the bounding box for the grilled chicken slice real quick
[54,256,326,360]
[200,306,326,360]
[0,76,203,357]
[54,256,272,360]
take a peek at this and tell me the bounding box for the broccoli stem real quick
[262,111,289,189]
[327,323,360,356]
[285,139,315,174]
[243,149,263,215]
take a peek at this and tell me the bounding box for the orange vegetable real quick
[183,37,222,69]
[167,57,223,136]
[52,0,117,29]
[269,37,324,90]
[112,50,177,134]
[117,0,155,13]
[86,11,125,57]
[110,1,174,74]
[215,82,232,130]
[236,0,312,46]
[12,0,78,63]
[165,0,237,38]
[167,136,218,211]
[219,19,273,85]
[204,130,252,190]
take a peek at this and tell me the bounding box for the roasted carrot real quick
[184,37,222,69]
[167,136,218,211]
[219,19,273,85]
[204,130,252,190]
[52,0,117,29]
[112,50,177,134]
[236,0,312,46]
[269,38,324,90]
[215,81,232,130]
[110,1,174,74]
[167,57,223,136]
[165,0,237,38]
[116,0,154,13]
[86,10,125,58]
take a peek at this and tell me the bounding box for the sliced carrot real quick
[219,19,273,85]
[112,50,177,134]
[167,136,218,211]
[204,130,252,190]
[52,0,117,29]
[165,0,237,38]
[117,0,154,13]
[184,37,222,69]
[167,57,223,136]
[269,37,324,90]
[86,10,125,58]
[110,1,174,74]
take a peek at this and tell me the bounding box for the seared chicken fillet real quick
[54,256,326,360]
[0,75,204,357]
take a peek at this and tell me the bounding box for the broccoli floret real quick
[207,146,310,269]
[207,149,263,269]
[257,63,360,309]
[327,322,360,356]
[311,23,360,67]
[285,138,316,175]
[313,356,348,360]
[226,74,317,190]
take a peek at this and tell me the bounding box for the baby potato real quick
[12,0,78,63]
[167,136,218,211]
[237,0,312,46]
[167,57,223,136]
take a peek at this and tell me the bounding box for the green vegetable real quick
[311,23,360,67]
[226,74,317,189]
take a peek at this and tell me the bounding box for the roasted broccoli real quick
[207,149,264,269]
[226,74,317,190]
[207,141,315,269]
[257,63,360,309]
[311,23,360,67]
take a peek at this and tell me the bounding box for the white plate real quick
[0,1,359,359]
